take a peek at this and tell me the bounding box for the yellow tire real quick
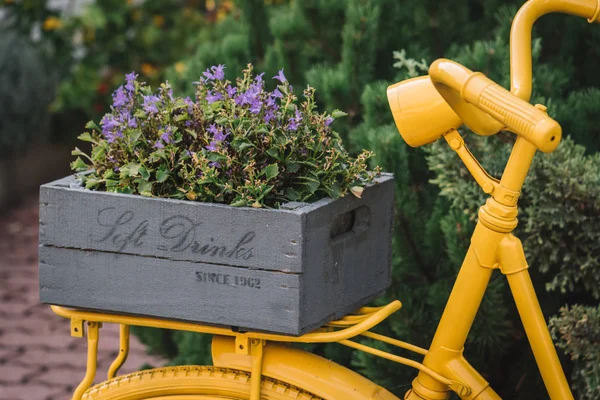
[83,365,322,400]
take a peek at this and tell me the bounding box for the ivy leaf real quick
[174,113,189,122]
[286,162,300,173]
[266,148,280,160]
[231,137,255,152]
[77,131,97,143]
[285,187,299,201]
[85,120,100,130]
[126,162,141,177]
[85,178,101,189]
[156,166,170,183]
[70,157,88,172]
[262,164,279,181]
[139,166,151,180]
[230,199,247,207]
[331,109,348,119]
[136,180,153,196]
[91,145,106,162]
[185,129,197,139]
[129,129,142,142]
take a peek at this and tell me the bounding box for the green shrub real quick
[550,305,600,400]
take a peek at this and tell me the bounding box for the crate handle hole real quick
[330,205,370,242]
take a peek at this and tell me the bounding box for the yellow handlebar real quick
[462,72,562,153]
[429,59,562,153]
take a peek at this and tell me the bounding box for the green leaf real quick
[231,137,255,152]
[77,131,97,143]
[70,157,88,172]
[266,147,280,160]
[174,113,189,122]
[230,199,248,207]
[286,162,300,173]
[115,186,134,194]
[71,147,92,162]
[156,166,170,183]
[139,167,151,180]
[91,145,106,162]
[134,110,147,119]
[306,180,320,194]
[331,109,348,119]
[104,179,119,189]
[285,187,299,201]
[103,169,115,179]
[207,152,228,162]
[129,129,142,142]
[126,162,141,177]
[85,178,101,189]
[262,164,279,181]
[137,180,153,195]
[185,129,197,139]
[85,120,100,130]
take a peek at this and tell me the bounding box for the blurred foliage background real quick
[1,0,599,398]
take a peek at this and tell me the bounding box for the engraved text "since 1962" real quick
[195,271,261,289]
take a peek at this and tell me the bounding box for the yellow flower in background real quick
[206,0,216,11]
[4,0,15,4]
[153,15,165,28]
[43,16,62,31]
[175,62,187,75]
[132,10,141,21]
[141,63,157,77]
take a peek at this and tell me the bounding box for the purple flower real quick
[271,88,283,99]
[127,117,138,128]
[125,72,137,92]
[142,95,160,114]
[288,109,302,131]
[273,69,287,83]
[325,116,334,127]
[226,85,237,98]
[100,114,120,142]
[206,90,223,104]
[154,140,164,149]
[249,98,262,114]
[203,64,225,81]
[255,72,265,83]
[288,120,299,131]
[160,132,171,144]
[264,110,276,124]
[206,141,218,151]
[209,161,221,168]
[265,96,277,108]
[161,85,174,101]
[184,97,194,107]
[213,64,225,80]
[112,86,129,109]
[208,124,229,142]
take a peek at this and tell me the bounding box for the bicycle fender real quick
[212,335,399,400]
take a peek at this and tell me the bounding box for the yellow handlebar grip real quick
[461,72,561,153]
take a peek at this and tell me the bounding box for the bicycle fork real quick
[405,198,572,400]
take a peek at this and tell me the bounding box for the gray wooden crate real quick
[39,173,394,335]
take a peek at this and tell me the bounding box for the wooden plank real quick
[39,178,305,273]
[39,246,302,335]
[300,175,394,328]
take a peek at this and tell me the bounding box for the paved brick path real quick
[0,196,166,400]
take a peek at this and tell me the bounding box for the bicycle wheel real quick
[82,365,322,400]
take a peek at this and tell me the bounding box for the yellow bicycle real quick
[51,0,600,399]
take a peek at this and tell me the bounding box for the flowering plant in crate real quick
[72,64,380,208]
